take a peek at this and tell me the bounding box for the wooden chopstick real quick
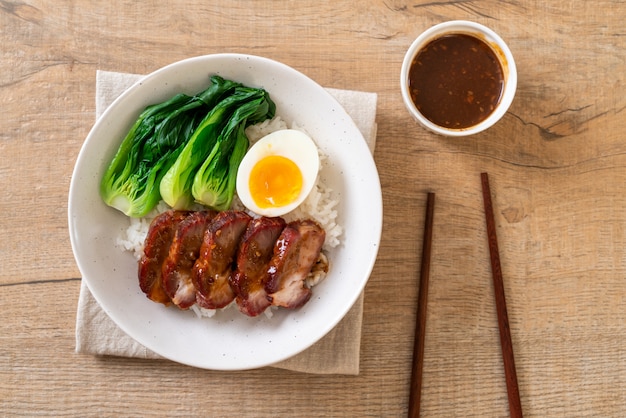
[480,173,523,418]
[408,192,435,418]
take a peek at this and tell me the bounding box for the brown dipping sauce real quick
[408,33,504,129]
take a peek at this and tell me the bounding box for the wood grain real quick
[2,0,626,416]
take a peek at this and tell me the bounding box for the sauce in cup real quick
[408,33,504,129]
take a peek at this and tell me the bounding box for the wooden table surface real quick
[2,1,626,416]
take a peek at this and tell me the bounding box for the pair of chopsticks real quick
[408,174,523,418]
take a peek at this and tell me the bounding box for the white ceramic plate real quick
[68,54,382,370]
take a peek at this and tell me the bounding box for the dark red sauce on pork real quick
[408,33,504,129]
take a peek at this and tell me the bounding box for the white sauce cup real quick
[401,20,517,137]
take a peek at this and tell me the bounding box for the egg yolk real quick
[249,155,303,209]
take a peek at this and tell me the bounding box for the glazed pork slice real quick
[192,210,252,309]
[161,211,215,309]
[265,220,326,309]
[231,216,286,317]
[138,210,189,305]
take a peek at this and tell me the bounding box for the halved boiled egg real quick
[236,129,320,217]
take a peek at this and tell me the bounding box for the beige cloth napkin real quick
[75,70,378,375]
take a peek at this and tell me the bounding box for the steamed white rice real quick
[115,116,343,316]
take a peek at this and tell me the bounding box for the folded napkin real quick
[75,70,378,375]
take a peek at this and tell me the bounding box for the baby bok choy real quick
[99,75,240,217]
[160,86,275,210]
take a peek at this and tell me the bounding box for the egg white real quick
[236,129,320,217]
